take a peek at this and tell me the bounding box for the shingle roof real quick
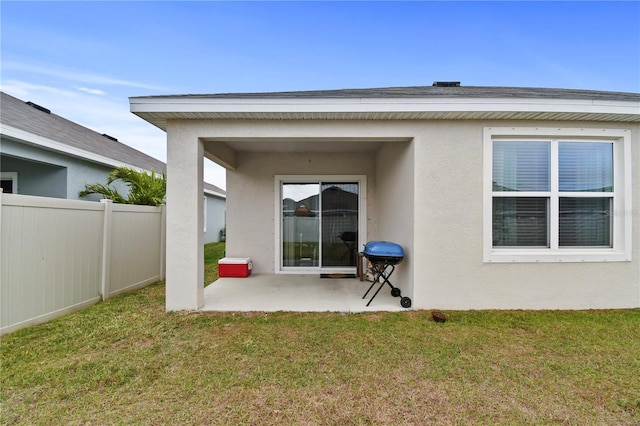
[1,91,227,198]
[1,91,167,172]
[133,85,640,102]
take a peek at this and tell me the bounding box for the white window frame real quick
[483,127,632,263]
[0,172,18,194]
[274,175,367,274]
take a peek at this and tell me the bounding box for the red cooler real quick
[218,257,252,278]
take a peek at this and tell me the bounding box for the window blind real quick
[493,141,550,192]
[559,142,613,192]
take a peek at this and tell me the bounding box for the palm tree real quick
[79,167,166,206]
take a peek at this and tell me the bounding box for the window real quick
[1,172,18,194]
[484,128,631,263]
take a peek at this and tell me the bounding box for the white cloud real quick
[3,61,167,91]
[76,87,107,95]
[1,80,77,98]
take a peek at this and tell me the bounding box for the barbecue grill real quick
[361,241,411,308]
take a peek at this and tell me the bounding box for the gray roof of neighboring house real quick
[203,182,225,197]
[1,91,167,172]
[0,91,226,197]
[133,85,640,102]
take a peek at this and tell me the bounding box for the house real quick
[129,84,640,311]
[0,91,226,243]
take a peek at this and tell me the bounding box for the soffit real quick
[135,110,640,131]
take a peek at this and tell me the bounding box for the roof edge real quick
[1,123,148,172]
[130,96,640,112]
[130,85,640,101]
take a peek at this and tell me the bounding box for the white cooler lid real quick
[218,257,252,264]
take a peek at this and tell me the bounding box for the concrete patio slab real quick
[202,274,410,312]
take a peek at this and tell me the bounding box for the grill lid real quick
[362,241,405,258]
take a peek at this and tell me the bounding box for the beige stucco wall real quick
[167,118,639,310]
[166,122,204,311]
[375,140,415,302]
[412,120,639,310]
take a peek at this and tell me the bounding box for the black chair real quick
[338,231,357,264]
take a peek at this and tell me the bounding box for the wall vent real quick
[432,81,461,87]
[25,101,51,114]
[101,134,118,142]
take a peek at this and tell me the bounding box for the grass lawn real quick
[204,242,226,286]
[1,243,639,425]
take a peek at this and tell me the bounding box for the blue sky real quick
[2,1,639,189]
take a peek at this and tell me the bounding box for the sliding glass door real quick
[282,183,320,267]
[281,179,361,271]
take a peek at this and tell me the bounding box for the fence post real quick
[160,204,166,281]
[100,199,113,300]
[0,188,3,301]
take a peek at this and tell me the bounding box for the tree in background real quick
[79,167,166,206]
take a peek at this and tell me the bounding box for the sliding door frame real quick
[275,175,367,274]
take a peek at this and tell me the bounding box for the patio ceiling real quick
[203,136,407,153]
[201,137,410,170]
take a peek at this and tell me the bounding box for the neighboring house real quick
[0,91,226,243]
[130,84,640,311]
[203,183,226,244]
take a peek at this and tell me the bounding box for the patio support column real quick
[165,122,204,311]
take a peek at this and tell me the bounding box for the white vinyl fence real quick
[0,192,165,334]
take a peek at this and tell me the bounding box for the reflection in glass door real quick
[321,183,359,267]
[282,183,320,267]
[282,181,359,269]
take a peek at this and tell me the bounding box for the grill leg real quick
[363,264,395,307]
[362,264,383,300]
[362,280,378,300]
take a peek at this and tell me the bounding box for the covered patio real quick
[202,274,407,312]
